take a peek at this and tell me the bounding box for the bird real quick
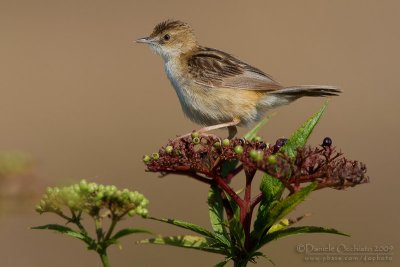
[136,20,340,138]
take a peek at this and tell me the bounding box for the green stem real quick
[71,209,88,235]
[233,260,248,267]
[98,250,110,267]
[94,216,103,242]
[105,217,118,240]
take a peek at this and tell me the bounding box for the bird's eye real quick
[163,34,170,41]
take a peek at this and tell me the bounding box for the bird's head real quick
[136,20,197,60]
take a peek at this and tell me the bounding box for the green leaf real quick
[281,102,327,158]
[221,160,239,177]
[208,186,230,245]
[229,218,245,250]
[140,235,228,255]
[266,218,290,234]
[244,115,273,140]
[253,173,284,239]
[252,182,317,245]
[148,217,216,240]
[104,228,153,248]
[31,224,94,247]
[259,226,349,247]
[111,228,152,240]
[223,191,245,249]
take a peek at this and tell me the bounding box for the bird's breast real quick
[163,60,262,126]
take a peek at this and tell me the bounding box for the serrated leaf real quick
[253,173,284,240]
[140,235,228,255]
[281,102,327,158]
[244,115,273,140]
[259,226,348,247]
[32,224,94,247]
[252,182,317,244]
[208,186,230,245]
[259,173,285,204]
[148,217,216,240]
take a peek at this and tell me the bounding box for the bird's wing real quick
[187,47,282,91]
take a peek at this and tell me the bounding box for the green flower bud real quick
[234,145,244,155]
[129,192,137,202]
[87,183,96,193]
[128,209,136,217]
[152,153,160,160]
[35,205,43,213]
[192,137,200,144]
[110,185,117,192]
[143,155,151,163]
[213,141,221,148]
[140,209,149,217]
[73,184,80,193]
[267,155,278,165]
[191,132,199,139]
[96,192,104,200]
[79,180,88,191]
[254,136,262,142]
[165,145,173,154]
[249,149,263,161]
[222,139,230,147]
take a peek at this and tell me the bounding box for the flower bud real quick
[222,139,230,147]
[249,149,263,161]
[267,155,278,165]
[191,132,199,139]
[79,180,88,191]
[152,153,160,160]
[213,141,221,148]
[143,155,151,163]
[254,136,262,142]
[234,145,244,155]
[192,137,200,144]
[128,209,136,217]
[165,145,173,154]
[35,205,43,213]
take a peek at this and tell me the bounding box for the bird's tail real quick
[271,85,341,97]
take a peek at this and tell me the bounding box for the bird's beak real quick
[135,37,154,44]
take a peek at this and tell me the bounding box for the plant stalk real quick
[233,260,248,267]
[98,250,110,267]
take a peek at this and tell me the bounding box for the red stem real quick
[213,175,244,208]
[225,164,244,182]
[250,192,264,210]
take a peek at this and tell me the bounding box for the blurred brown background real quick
[1,0,399,266]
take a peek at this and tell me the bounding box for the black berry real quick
[273,138,288,153]
[322,137,332,147]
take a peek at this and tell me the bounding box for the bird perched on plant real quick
[137,20,340,138]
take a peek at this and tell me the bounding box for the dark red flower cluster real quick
[144,134,368,193]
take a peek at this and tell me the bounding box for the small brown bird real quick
[137,20,340,138]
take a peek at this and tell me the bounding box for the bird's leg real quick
[175,119,240,140]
